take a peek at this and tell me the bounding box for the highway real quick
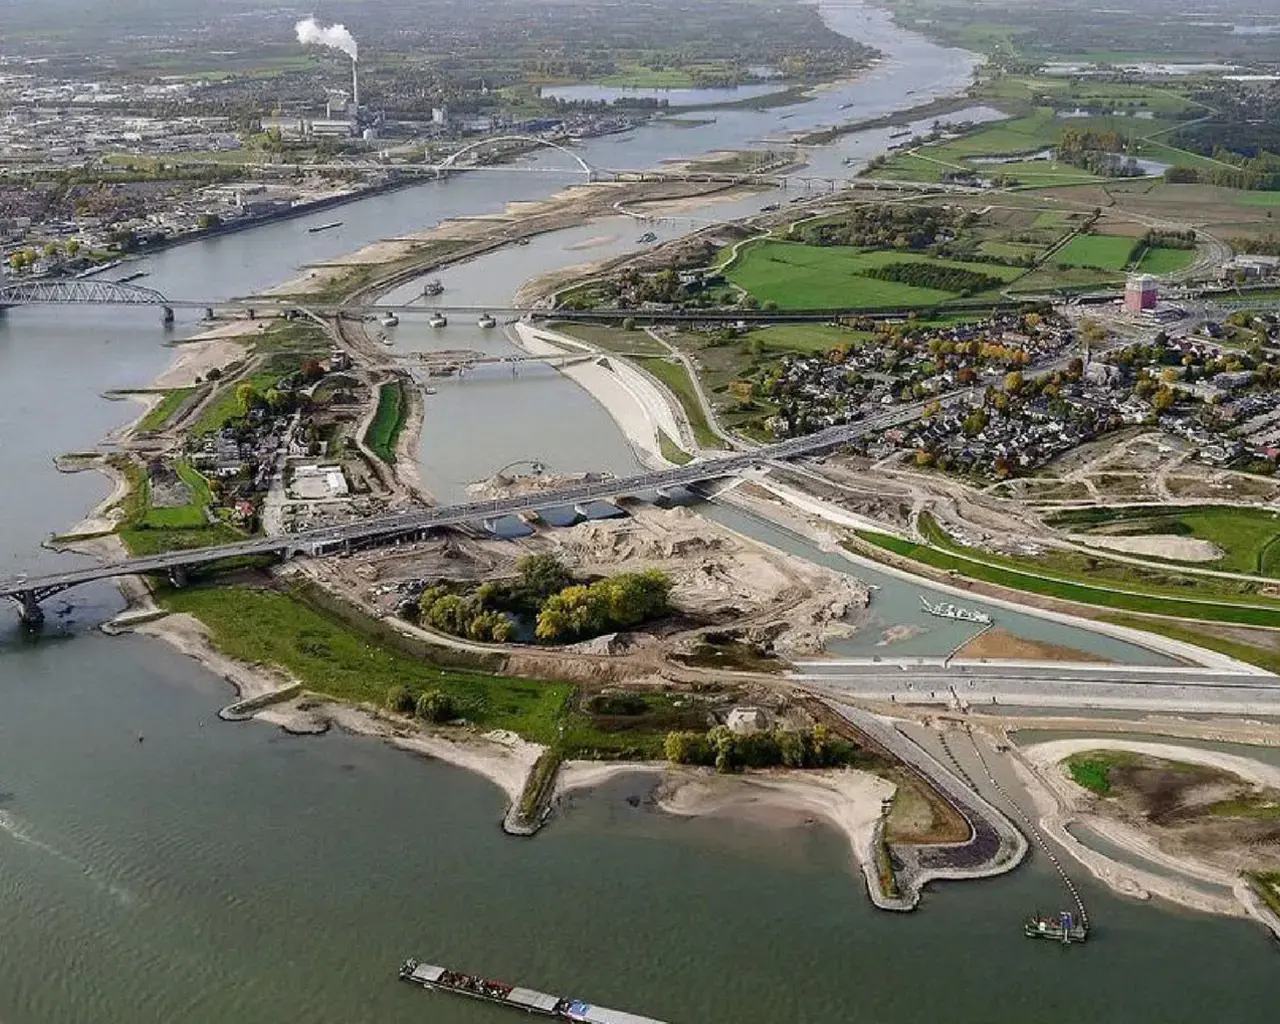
[793,660,1280,713]
[0,400,938,611]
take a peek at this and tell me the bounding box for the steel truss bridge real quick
[1,402,937,625]
[0,278,174,311]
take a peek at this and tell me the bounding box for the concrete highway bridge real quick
[0,405,932,626]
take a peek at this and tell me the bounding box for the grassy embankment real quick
[852,513,1280,627]
[135,387,200,433]
[637,356,726,449]
[365,380,410,464]
[1049,505,1280,577]
[1064,750,1139,795]
[1249,872,1280,918]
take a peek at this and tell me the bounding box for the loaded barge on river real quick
[399,958,668,1023]
[1025,910,1088,944]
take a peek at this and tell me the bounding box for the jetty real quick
[919,594,992,625]
[399,959,668,1023]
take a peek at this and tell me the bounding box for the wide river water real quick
[2,3,1279,1020]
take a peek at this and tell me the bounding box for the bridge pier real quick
[162,305,175,326]
[14,590,44,628]
[168,566,189,588]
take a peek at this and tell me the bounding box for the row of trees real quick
[863,261,1004,296]
[797,204,972,251]
[663,724,858,774]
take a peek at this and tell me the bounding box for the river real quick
[3,2,1279,1020]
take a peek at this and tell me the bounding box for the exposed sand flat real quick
[325,706,542,804]
[564,234,621,251]
[1080,534,1225,563]
[151,329,255,389]
[956,627,1109,663]
[558,760,667,796]
[656,768,894,874]
[512,322,682,463]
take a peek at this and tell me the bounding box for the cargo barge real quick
[1025,910,1088,944]
[399,958,668,1023]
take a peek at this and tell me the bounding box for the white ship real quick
[919,595,992,625]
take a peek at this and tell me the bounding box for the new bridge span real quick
[1,402,935,625]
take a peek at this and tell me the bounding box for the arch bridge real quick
[434,135,597,180]
[0,279,178,322]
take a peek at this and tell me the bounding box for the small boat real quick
[919,594,992,625]
[429,312,448,328]
[424,387,438,396]
[636,231,657,244]
[422,279,444,296]
[380,312,400,327]
[760,202,780,212]
[115,270,149,284]
[381,335,394,346]
[477,313,497,329]
[1025,910,1088,944]
[515,237,530,246]
[308,221,343,233]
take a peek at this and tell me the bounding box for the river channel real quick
[3,3,1279,1020]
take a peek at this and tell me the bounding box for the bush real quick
[416,689,459,723]
[385,684,414,713]
[664,724,857,773]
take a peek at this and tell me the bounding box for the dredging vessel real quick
[919,595,992,625]
[1025,910,1088,944]
[398,958,668,1023]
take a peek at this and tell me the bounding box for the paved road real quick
[795,664,1280,714]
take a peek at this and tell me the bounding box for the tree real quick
[517,553,572,603]
[1152,386,1176,414]
[65,239,81,256]
[235,383,263,414]
[1003,370,1023,394]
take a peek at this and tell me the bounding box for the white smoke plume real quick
[295,17,358,62]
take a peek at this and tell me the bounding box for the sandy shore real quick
[655,767,894,875]
[151,321,259,389]
[512,322,682,465]
[955,627,1109,663]
[1013,737,1280,922]
[50,454,131,538]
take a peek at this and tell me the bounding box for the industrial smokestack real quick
[351,59,359,114]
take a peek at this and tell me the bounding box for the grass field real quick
[1134,246,1197,274]
[1052,234,1139,270]
[547,322,667,355]
[754,324,876,352]
[853,517,1280,628]
[192,369,287,436]
[158,584,572,742]
[1239,192,1280,209]
[365,380,409,464]
[1050,505,1280,576]
[726,242,1023,310]
[637,356,726,449]
[136,388,199,433]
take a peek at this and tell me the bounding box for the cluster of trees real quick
[863,261,1004,296]
[419,586,517,643]
[1141,228,1196,250]
[1165,155,1280,191]
[535,569,672,643]
[797,204,972,251]
[663,724,858,773]
[385,685,461,724]
[411,555,673,646]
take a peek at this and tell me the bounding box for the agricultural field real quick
[1133,246,1196,274]
[725,241,1023,310]
[1052,233,1138,270]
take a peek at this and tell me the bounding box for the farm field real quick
[725,241,1023,309]
[1052,233,1138,270]
[1134,246,1196,274]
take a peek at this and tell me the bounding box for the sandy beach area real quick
[511,322,683,464]
[655,767,894,874]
